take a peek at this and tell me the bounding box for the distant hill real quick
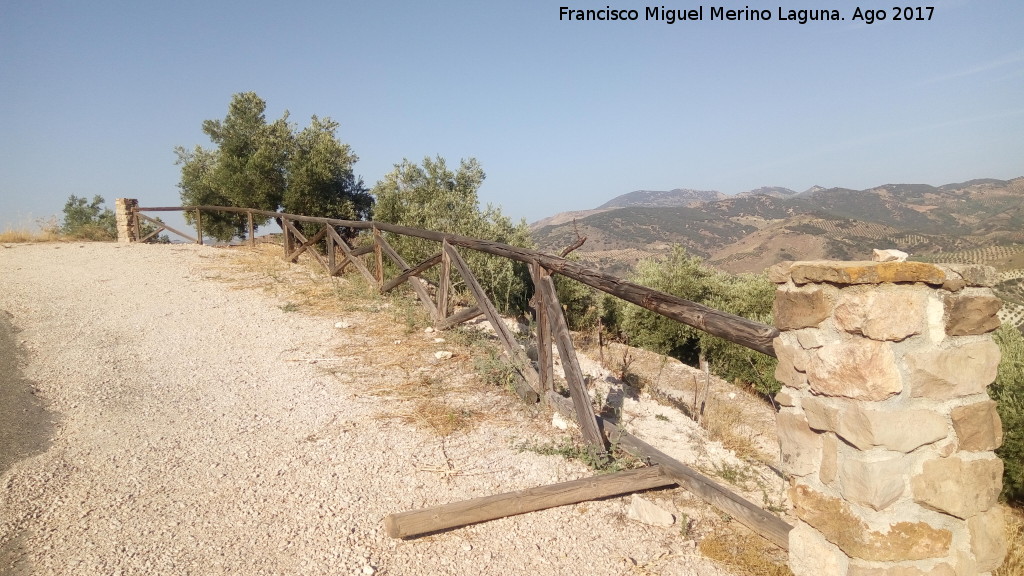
[596,188,726,209]
[531,177,1024,328]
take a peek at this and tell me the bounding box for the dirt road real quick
[0,242,728,576]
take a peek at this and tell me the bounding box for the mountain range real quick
[529,177,1024,329]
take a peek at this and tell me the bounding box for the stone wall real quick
[771,260,1007,575]
[115,198,137,243]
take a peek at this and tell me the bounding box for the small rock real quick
[361,565,375,575]
[728,392,736,399]
[393,340,402,345]
[424,327,434,333]
[872,248,909,262]
[552,413,570,430]
[462,544,472,552]
[433,337,446,343]
[335,321,351,329]
[434,351,453,360]
[626,494,675,527]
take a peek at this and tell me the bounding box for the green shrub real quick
[61,195,116,240]
[611,246,780,396]
[992,323,1024,504]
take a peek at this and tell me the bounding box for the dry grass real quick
[0,219,62,243]
[996,505,1024,576]
[697,524,792,576]
[701,395,762,462]
[369,375,478,437]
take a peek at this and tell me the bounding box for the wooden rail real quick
[132,203,791,549]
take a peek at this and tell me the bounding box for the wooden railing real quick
[132,203,791,549]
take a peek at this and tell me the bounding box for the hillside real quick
[531,176,1024,329]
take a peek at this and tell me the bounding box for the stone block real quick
[968,505,1008,572]
[935,264,998,288]
[847,562,955,576]
[774,336,809,389]
[834,285,927,341]
[944,292,1002,336]
[789,261,948,286]
[906,340,1001,400]
[820,433,838,485]
[777,411,821,477]
[789,522,850,576]
[775,388,797,407]
[807,339,902,401]
[802,397,841,432]
[835,406,948,453]
[952,400,1003,452]
[790,484,952,561]
[796,328,827,349]
[775,286,832,329]
[767,261,795,284]
[839,456,909,511]
[911,456,1003,519]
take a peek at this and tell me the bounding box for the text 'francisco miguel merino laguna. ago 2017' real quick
[558,6,936,25]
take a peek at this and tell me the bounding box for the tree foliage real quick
[61,195,116,240]
[371,156,534,314]
[992,323,1024,504]
[607,247,780,395]
[175,92,370,241]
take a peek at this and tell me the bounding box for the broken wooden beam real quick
[384,465,674,539]
[547,392,792,550]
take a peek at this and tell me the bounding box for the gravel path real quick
[0,242,729,576]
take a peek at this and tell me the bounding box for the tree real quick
[175,92,371,241]
[609,247,781,395]
[991,323,1024,504]
[61,195,116,240]
[371,156,534,314]
[284,116,372,238]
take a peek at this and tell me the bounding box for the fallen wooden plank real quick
[384,465,674,539]
[547,392,792,550]
[435,306,483,331]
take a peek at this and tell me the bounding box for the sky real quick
[2,0,1023,235]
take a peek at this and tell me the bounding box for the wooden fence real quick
[130,203,791,549]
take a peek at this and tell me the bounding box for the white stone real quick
[626,495,674,527]
[434,351,453,360]
[872,249,909,262]
[551,412,570,430]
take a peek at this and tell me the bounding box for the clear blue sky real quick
[2,0,1022,233]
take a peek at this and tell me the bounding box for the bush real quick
[610,247,780,395]
[371,156,534,315]
[992,323,1024,504]
[61,195,116,240]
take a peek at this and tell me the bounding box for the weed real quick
[654,414,670,422]
[996,505,1023,576]
[697,527,792,576]
[279,302,299,312]
[517,437,641,473]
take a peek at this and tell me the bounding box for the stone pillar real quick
[115,198,138,243]
[770,260,1007,576]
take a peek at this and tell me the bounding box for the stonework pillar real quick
[115,198,138,243]
[770,260,1007,576]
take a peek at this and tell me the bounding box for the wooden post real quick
[530,264,555,399]
[133,210,141,242]
[534,271,605,454]
[384,466,674,539]
[247,211,255,246]
[327,227,336,274]
[282,217,293,260]
[194,209,203,245]
[436,240,452,326]
[373,227,384,285]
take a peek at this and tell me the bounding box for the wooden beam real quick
[373,228,384,285]
[374,231,438,319]
[435,306,484,331]
[326,227,376,285]
[247,211,255,246]
[137,225,166,244]
[437,240,452,324]
[534,270,605,453]
[444,243,540,403]
[384,465,674,539]
[381,252,442,294]
[136,213,197,243]
[194,209,203,245]
[547,393,792,550]
[284,221,329,270]
[530,263,555,399]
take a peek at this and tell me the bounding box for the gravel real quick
[0,242,730,576]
